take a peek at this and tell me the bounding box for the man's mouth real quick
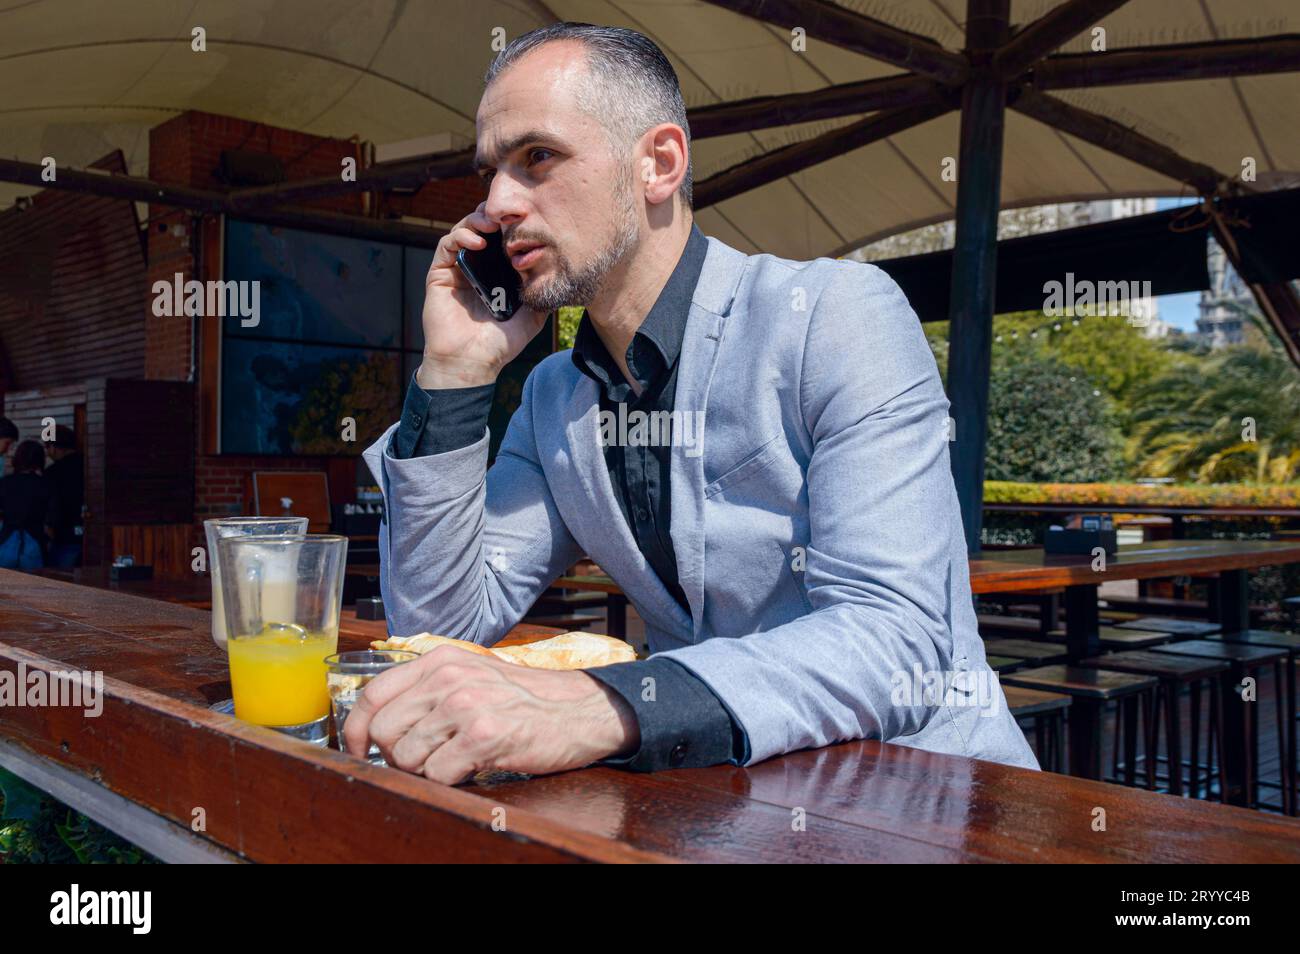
[508,242,546,269]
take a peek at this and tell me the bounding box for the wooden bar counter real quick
[1,570,1298,863]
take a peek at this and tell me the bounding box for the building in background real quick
[1196,237,1254,348]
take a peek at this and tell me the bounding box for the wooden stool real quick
[1045,625,1176,650]
[1206,630,1299,816]
[1115,617,1222,638]
[982,639,1070,666]
[985,654,1026,674]
[1003,686,1070,773]
[1151,639,1289,811]
[1079,650,1229,800]
[1002,665,1159,783]
[977,614,1042,637]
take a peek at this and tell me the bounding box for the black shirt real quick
[0,472,54,551]
[388,222,750,771]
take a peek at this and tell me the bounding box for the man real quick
[351,22,1038,782]
[44,426,84,568]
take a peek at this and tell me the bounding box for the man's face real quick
[475,42,640,312]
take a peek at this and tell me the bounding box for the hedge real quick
[984,481,1300,510]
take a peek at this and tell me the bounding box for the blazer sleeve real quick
[361,360,584,645]
[653,262,963,765]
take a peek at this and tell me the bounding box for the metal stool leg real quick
[1212,681,1229,804]
[1143,688,1158,791]
[1189,680,1202,799]
[1112,698,1123,780]
[1273,660,1291,816]
[1122,696,1139,787]
[1164,680,1183,796]
[1052,712,1065,773]
[1288,655,1297,817]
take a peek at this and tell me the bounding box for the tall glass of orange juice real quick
[218,533,348,745]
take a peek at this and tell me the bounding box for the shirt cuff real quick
[585,656,749,771]
[390,370,496,459]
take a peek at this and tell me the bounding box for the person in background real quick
[0,440,56,571]
[0,417,17,473]
[45,426,84,568]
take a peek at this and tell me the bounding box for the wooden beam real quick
[692,100,952,209]
[0,158,446,248]
[1208,211,1300,366]
[1034,35,1300,88]
[688,73,946,138]
[230,147,475,207]
[222,74,947,209]
[699,0,968,84]
[1011,89,1224,195]
[947,0,1011,556]
[994,0,1132,78]
[1244,281,1300,367]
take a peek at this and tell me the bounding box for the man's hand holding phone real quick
[417,202,547,390]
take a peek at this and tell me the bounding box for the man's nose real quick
[484,174,527,227]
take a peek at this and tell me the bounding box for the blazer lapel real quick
[669,236,749,641]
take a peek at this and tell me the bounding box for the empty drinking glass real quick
[325,650,419,765]
[204,517,307,650]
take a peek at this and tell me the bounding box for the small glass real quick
[325,650,419,765]
[218,533,347,746]
[204,517,307,650]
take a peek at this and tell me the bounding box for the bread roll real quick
[491,632,636,670]
[369,631,635,670]
[370,632,499,658]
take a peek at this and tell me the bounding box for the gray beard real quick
[519,174,640,313]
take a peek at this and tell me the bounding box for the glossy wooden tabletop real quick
[552,540,1300,599]
[2,569,1299,862]
[968,538,1300,592]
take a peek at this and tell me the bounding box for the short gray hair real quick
[484,22,693,209]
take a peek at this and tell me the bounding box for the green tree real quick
[1128,313,1300,483]
[984,351,1125,482]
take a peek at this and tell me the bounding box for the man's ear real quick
[640,123,689,207]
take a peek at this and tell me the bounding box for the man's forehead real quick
[476,43,592,157]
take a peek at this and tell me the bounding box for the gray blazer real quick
[363,234,1040,771]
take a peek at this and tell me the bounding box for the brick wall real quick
[0,150,146,392]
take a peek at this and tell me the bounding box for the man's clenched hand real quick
[341,645,640,784]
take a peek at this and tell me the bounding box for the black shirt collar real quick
[571,222,708,400]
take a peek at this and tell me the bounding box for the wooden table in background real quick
[970,539,1300,786]
[2,569,1299,862]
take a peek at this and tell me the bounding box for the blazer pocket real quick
[704,434,782,499]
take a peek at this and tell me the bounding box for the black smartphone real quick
[455,228,521,321]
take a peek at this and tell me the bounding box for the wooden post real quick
[946,0,1009,555]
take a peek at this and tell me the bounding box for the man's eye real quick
[529,148,553,165]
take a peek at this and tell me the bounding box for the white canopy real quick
[2,0,1297,258]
